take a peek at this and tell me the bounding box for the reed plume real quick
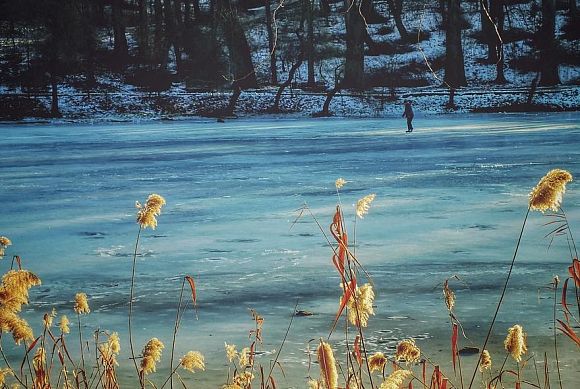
[395,339,421,364]
[98,333,121,389]
[0,368,13,386]
[504,324,527,362]
[308,379,321,389]
[233,371,254,387]
[74,292,90,314]
[238,347,250,367]
[140,338,164,375]
[529,169,573,212]
[43,308,56,328]
[0,307,34,344]
[317,341,338,389]
[379,369,412,389]
[356,194,376,219]
[346,283,375,327]
[0,270,41,313]
[443,281,455,311]
[180,351,205,373]
[335,178,347,189]
[368,352,387,373]
[136,194,166,230]
[0,236,11,259]
[479,350,491,371]
[225,343,238,362]
[32,347,48,389]
[59,315,70,334]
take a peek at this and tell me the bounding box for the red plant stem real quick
[553,280,563,389]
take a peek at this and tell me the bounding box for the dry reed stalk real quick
[0,236,11,259]
[379,369,412,389]
[504,325,528,363]
[129,193,166,387]
[317,340,338,389]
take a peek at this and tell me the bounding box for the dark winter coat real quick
[403,103,414,119]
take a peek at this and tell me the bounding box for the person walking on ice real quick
[402,100,414,133]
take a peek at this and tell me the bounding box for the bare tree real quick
[491,0,506,83]
[265,0,277,84]
[217,0,258,89]
[387,0,408,41]
[538,0,560,86]
[112,0,128,63]
[480,0,496,61]
[343,0,365,89]
[272,31,305,111]
[443,0,467,88]
[137,0,149,59]
[306,0,316,86]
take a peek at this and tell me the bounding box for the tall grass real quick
[0,169,578,388]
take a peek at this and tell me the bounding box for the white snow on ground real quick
[1,2,578,121]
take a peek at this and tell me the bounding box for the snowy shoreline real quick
[1,84,578,123]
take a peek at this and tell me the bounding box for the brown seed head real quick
[0,308,34,345]
[74,293,90,314]
[345,283,375,328]
[443,281,455,311]
[529,169,573,212]
[317,341,338,389]
[379,369,413,389]
[225,342,238,362]
[180,351,205,373]
[335,178,347,189]
[395,339,421,364]
[233,371,254,387]
[504,324,527,362]
[0,270,41,313]
[59,315,70,334]
[356,194,376,219]
[480,349,492,371]
[140,338,164,375]
[0,368,13,386]
[136,194,166,229]
[368,352,387,373]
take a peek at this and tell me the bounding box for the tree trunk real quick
[538,0,560,86]
[443,0,467,88]
[439,0,447,26]
[491,0,506,83]
[112,0,129,62]
[224,82,242,116]
[154,0,167,67]
[387,0,408,41]
[50,70,61,118]
[306,0,316,86]
[320,0,331,16]
[163,0,182,72]
[343,0,365,89]
[480,0,497,61]
[273,32,305,111]
[265,0,278,84]
[137,0,149,60]
[316,71,343,117]
[218,0,258,89]
[193,0,201,20]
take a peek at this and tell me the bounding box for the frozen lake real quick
[1,113,579,387]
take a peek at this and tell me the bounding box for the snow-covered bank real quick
[1,83,578,122]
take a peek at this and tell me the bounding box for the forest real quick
[0,0,578,119]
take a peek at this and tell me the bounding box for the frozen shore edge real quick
[1,85,578,124]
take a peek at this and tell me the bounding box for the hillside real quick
[0,0,578,120]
